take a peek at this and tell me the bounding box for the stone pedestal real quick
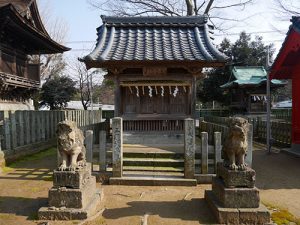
[38,163,101,220]
[205,163,270,225]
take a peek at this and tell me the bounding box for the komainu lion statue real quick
[223,117,249,171]
[57,120,86,171]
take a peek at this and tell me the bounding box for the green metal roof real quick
[221,66,287,89]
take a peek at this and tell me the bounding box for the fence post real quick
[24,111,30,145]
[214,132,222,173]
[184,118,195,179]
[41,112,46,141]
[201,132,208,174]
[99,130,107,172]
[17,111,24,146]
[246,124,253,167]
[112,117,123,177]
[85,130,93,164]
[10,111,17,149]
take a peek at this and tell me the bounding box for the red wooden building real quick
[270,16,300,153]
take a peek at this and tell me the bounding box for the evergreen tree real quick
[197,32,275,105]
[40,76,77,110]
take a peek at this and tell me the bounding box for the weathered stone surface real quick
[38,190,101,220]
[257,206,272,225]
[53,163,91,188]
[184,118,195,179]
[49,176,96,209]
[205,190,270,225]
[57,120,86,171]
[239,208,258,224]
[222,117,249,170]
[112,117,123,177]
[217,162,255,188]
[205,190,240,224]
[212,177,260,208]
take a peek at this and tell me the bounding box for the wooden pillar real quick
[292,76,300,151]
[114,77,121,117]
[190,76,197,119]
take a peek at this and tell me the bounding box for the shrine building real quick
[82,15,227,133]
[0,0,69,110]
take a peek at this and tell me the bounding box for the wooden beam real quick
[120,82,191,87]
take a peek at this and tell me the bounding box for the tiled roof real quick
[83,15,228,64]
[221,66,287,88]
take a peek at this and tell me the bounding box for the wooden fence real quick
[199,109,230,117]
[123,119,184,132]
[0,110,103,159]
[271,108,292,121]
[203,116,292,146]
[256,120,291,146]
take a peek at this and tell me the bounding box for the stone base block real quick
[212,178,260,208]
[53,163,91,189]
[49,176,96,209]
[205,190,270,225]
[217,163,255,188]
[38,190,101,220]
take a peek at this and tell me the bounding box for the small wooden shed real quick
[221,66,286,114]
[82,15,227,132]
[270,16,300,153]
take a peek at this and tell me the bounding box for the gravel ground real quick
[0,144,299,225]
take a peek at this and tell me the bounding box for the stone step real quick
[123,165,184,172]
[123,170,184,177]
[109,175,197,186]
[123,157,214,167]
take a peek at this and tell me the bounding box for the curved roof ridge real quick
[83,15,228,68]
[101,15,208,26]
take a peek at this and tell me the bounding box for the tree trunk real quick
[185,0,195,15]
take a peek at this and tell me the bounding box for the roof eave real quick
[82,59,227,70]
[0,4,70,54]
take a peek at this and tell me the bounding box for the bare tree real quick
[88,0,253,30]
[69,61,102,110]
[31,1,69,81]
[273,0,300,18]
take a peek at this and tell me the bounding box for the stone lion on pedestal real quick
[56,120,86,171]
[223,117,249,171]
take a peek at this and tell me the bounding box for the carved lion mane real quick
[222,117,249,170]
[57,120,86,171]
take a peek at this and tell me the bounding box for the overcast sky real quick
[38,0,293,62]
